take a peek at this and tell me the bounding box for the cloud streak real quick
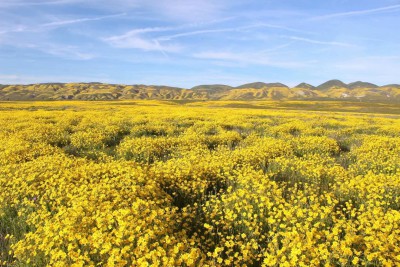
[157,23,308,41]
[312,4,400,20]
[103,16,236,41]
[104,29,182,53]
[42,13,126,27]
[0,13,126,37]
[44,44,96,60]
[0,0,78,7]
[0,25,27,35]
[104,21,307,54]
[193,51,310,68]
[0,74,112,84]
[102,19,235,52]
[284,36,355,47]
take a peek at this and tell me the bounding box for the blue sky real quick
[1,0,400,87]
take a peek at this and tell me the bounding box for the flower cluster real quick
[0,100,399,266]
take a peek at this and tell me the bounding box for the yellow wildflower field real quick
[0,100,399,267]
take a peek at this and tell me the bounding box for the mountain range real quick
[1,80,400,101]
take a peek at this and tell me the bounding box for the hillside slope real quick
[1,81,400,101]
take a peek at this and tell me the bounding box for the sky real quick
[1,0,400,88]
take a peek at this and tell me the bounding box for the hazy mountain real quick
[235,82,288,89]
[348,81,378,89]
[0,81,399,101]
[264,83,289,88]
[235,82,269,89]
[294,83,315,90]
[317,80,348,90]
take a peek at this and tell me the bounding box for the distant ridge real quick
[348,81,378,89]
[265,83,289,88]
[191,84,233,91]
[317,80,348,90]
[235,82,288,89]
[294,83,315,89]
[0,81,399,101]
[235,82,269,89]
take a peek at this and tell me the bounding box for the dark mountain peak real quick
[317,80,348,90]
[191,84,233,91]
[294,82,315,89]
[348,81,378,89]
[265,82,289,88]
[236,82,268,89]
[236,82,288,89]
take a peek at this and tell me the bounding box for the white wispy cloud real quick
[102,18,235,52]
[157,23,307,41]
[1,0,225,22]
[42,13,126,27]
[106,26,179,40]
[0,25,27,35]
[255,23,313,34]
[142,0,224,22]
[0,74,112,84]
[0,40,96,60]
[105,21,307,54]
[157,28,237,41]
[312,4,400,20]
[0,0,79,7]
[284,36,355,47]
[102,16,236,41]
[193,51,310,68]
[44,44,96,60]
[0,13,126,36]
[0,13,110,59]
[104,31,182,53]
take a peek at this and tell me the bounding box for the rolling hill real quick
[294,83,315,90]
[348,81,378,89]
[317,79,348,90]
[0,81,400,101]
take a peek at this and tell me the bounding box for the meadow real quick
[0,100,399,267]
